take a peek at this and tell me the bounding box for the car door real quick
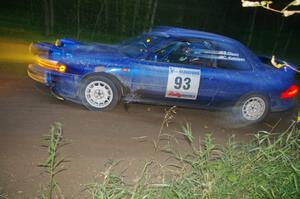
[208,41,255,107]
[129,40,218,107]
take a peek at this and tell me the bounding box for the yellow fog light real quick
[57,64,66,73]
[55,39,61,47]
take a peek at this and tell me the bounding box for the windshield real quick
[119,33,166,58]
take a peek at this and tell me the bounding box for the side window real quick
[186,41,217,67]
[155,43,178,61]
[166,42,191,64]
[153,40,250,70]
[154,40,217,67]
[214,42,250,70]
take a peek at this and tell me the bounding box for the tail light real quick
[280,85,299,99]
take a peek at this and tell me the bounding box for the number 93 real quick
[174,76,191,90]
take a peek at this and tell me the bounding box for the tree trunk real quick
[121,0,127,34]
[49,0,54,33]
[272,17,285,54]
[44,0,50,35]
[176,1,184,25]
[247,8,258,47]
[92,1,105,39]
[149,0,158,29]
[104,0,109,33]
[132,0,140,35]
[202,0,213,30]
[282,16,296,57]
[283,30,293,57]
[218,2,229,33]
[77,0,81,39]
[144,0,153,31]
[115,0,120,33]
[29,0,33,26]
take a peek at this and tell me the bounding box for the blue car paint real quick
[27,26,297,112]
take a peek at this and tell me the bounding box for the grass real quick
[38,122,66,199]
[153,106,176,151]
[79,107,300,199]
[84,123,300,199]
[31,108,300,198]
[0,190,8,199]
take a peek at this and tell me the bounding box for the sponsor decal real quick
[166,67,201,100]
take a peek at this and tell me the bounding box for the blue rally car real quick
[28,26,299,124]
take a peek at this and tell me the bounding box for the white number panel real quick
[165,67,201,100]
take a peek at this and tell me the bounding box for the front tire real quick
[80,75,120,111]
[233,94,269,124]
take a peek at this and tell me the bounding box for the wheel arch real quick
[236,91,271,108]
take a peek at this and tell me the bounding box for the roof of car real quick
[150,26,236,43]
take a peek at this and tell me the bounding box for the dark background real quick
[0,0,299,63]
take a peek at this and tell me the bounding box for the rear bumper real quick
[270,95,297,112]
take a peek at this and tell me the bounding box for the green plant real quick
[153,106,176,151]
[169,121,300,199]
[85,160,128,199]
[0,189,8,199]
[39,122,66,199]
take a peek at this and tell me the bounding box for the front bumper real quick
[27,64,79,98]
[28,64,47,84]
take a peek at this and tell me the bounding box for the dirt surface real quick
[0,64,296,198]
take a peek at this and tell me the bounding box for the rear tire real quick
[233,94,269,125]
[80,75,120,111]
